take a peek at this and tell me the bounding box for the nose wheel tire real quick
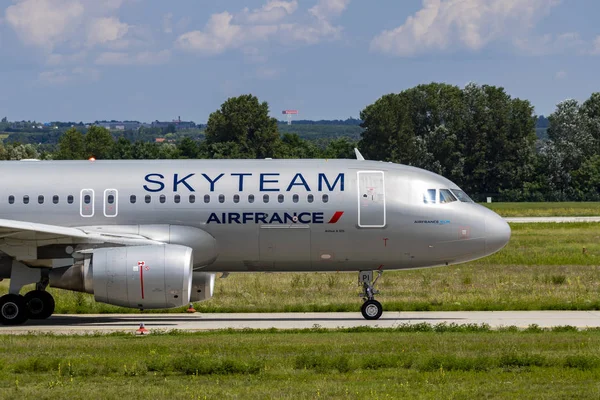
[24,290,55,320]
[361,299,383,320]
[0,294,29,325]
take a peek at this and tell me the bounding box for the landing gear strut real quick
[359,270,383,320]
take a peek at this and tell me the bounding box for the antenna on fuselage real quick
[354,148,365,161]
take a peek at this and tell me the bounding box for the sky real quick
[0,0,599,123]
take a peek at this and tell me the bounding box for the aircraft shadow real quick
[22,315,464,327]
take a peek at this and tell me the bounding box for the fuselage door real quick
[80,189,95,218]
[104,189,118,217]
[357,171,386,228]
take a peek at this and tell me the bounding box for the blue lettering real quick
[313,212,324,224]
[269,213,283,224]
[260,173,280,192]
[228,213,241,224]
[144,173,165,192]
[256,213,267,224]
[202,173,225,192]
[174,173,195,192]
[284,213,295,224]
[207,213,220,224]
[318,173,344,192]
[298,212,311,224]
[286,173,311,192]
[243,212,254,223]
[231,173,252,191]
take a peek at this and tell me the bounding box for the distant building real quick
[151,116,196,130]
[96,121,143,131]
[155,138,166,143]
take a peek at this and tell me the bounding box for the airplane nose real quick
[485,214,511,255]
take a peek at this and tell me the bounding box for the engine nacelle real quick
[50,244,193,309]
[190,272,215,302]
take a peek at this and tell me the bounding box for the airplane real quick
[0,150,510,325]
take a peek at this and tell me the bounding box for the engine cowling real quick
[190,272,215,302]
[50,244,193,309]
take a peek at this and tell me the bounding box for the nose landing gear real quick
[359,270,383,320]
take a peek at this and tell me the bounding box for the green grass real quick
[1,327,600,399]
[483,202,600,217]
[3,222,600,313]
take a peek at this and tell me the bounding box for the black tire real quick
[361,299,383,320]
[24,290,55,320]
[0,294,29,325]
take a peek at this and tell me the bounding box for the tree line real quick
[1,85,599,201]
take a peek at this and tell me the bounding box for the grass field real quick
[482,202,600,217]
[3,222,600,313]
[1,326,600,399]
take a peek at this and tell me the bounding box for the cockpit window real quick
[450,189,474,203]
[423,189,437,204]
[439,189,457,204]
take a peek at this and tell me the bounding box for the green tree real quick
[55,127,85,160]
[205,94,280,158]
[178,137,200,159]
[85,126,114,159]
[278,133,320,158]
[111,137,134,159]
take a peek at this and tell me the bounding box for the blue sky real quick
[0,0,599,123]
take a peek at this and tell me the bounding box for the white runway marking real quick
[3,311,600,334]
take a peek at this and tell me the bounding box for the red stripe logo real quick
[328,211,344,224]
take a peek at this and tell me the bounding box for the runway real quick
[3,311,600,334]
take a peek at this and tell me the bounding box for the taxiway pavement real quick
[505,216,600,223]
[3,311,600,334]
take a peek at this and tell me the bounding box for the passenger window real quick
[233,194,240,204]
[307,194,314,203]
[248,194,255,203]
[53,195,59,204]
[145,195,151,204]
[108,195,115,204]
[189,195,196,204]
[67,195,74,204]
[38,195,44,204]
[130,195,136,204]
[84,195,91,205]
[23,195,29,205]
[204,195,210,204]
[322,194,329,203]
[174,194,181,204]
[8,196,14,204]
[293,194,299,203]
[219,194,225,203]
[278,194,284,203]
[440,189,457,204]
[159,195,166,204]
[423,189,437,204]
[263,194,269,203]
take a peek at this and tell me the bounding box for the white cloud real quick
[87,17,129,47]
[240,0,298,24]
[555,70,567,79]
[370,0,560,56]
[513,32,585,56]
[176,0,349,55]
[591,36,600,55]
[46,51,88,66]
[5,0,85,50]
[95,50,171,65]
[163,13,173,34]
[309,0,350,19]
[38,67,100,85]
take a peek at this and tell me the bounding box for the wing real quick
[0,218,164,262]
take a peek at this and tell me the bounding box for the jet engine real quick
[50,244,194,309]
[190,272,215,302]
